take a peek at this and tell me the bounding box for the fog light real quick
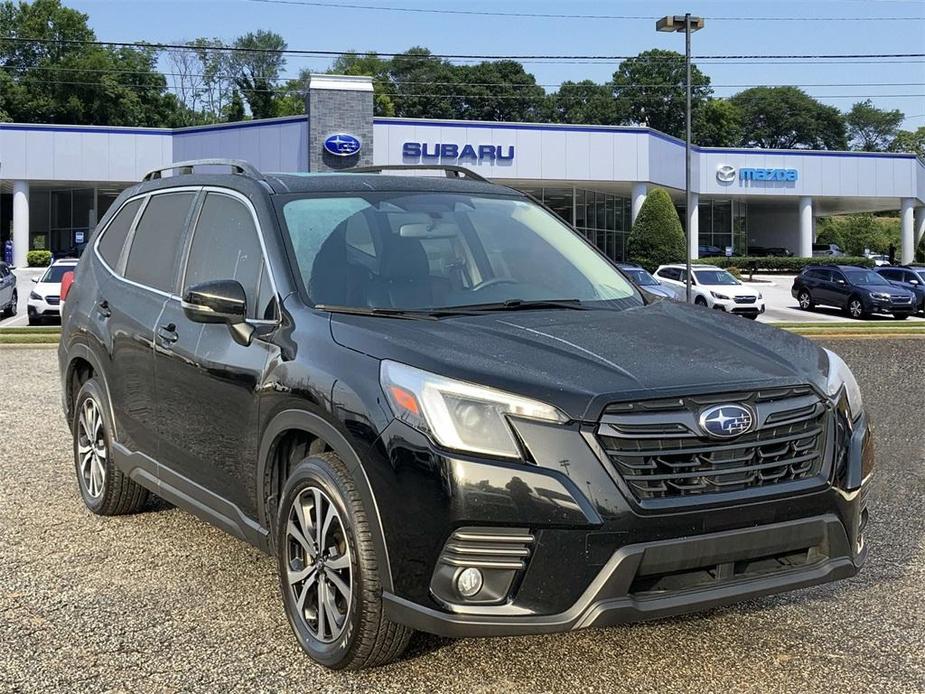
[456,567,483,598]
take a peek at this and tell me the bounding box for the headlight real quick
[29,291,42,301]
[710,291,729,300]
[870,292,890,300]
[380,360,568,458]
[823,349,863,419]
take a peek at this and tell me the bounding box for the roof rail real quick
[142,158,263,182]
[347,164,489,183]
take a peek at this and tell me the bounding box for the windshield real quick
[41,265,74,283]
[844,270,889,285]
[915,270,925,283]
[694,270,739,286]
[622,268,659,286]
[279,192,641,312]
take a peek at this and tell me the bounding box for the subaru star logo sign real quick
[323,133,362,157]
[698,404,755,438]
[716,164,736,183]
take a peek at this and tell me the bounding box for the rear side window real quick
[98,198,142,271]
[183,193,271,320]
[124,193,195,293]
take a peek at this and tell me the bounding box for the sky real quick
[68,0,925,129]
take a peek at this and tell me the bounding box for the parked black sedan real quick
[792,265,917,319]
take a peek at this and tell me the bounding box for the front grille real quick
[596,386,829,501]
[734,295,756,304]
[891,295,912,304]
[46,295,60,305]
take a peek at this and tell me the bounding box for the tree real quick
[0,0,187,127]
[454,60,546,122]
[890,126,925,159]
[194,38,234,122]
[330,52,395,116]
[224,89,245,121]
[230,30,286,119]
[611,50,712,138]
[389,47,460,119]
[694,99,742,147]
[546,80,620,125]
[626,188,686,271]
[731,87,847,150]
[816,214,900,255]
[845,99,904,151]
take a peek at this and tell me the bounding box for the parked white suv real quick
[28,258,78,325]
[655,264,765,319]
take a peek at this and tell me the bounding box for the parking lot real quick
[1,340,923,693]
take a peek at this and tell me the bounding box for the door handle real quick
[97,300,112,318]
[157,322,179,345]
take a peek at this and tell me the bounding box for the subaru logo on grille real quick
[323,133,362,157]
[698,404,755,438]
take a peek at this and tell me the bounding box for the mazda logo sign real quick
[716,165,736,183]
[698,404,755,438]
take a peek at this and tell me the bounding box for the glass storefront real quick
[27,187,119,257]
[516,186,631,262]
[698,199,748,256]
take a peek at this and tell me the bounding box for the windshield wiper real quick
[437,299,589,314]
[315,305,439,320]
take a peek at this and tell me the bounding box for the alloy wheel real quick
[285,486,352,643]
[849,299,863,319]
[77,397,107,498]
[798,291,811,310]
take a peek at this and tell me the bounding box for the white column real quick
[798,196,813,258]
[687,192,699,260]
[900,198,914,264]
[913,206,925,252]
[12,181,29,268]
[630,183,647,225]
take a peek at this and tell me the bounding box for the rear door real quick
[105,190,198,456]
[0,263,13,308]
[154,189,278,519]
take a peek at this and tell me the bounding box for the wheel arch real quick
[258,408,393,592]
[64,342,116,437]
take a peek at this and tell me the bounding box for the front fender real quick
[257,408,394,592]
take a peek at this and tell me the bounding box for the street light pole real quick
[656,13,704,304]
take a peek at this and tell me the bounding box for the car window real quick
[831,270,847,283]
[124,193,195,293]
[694,270,738,286]
[623,269,658,286]
[280,192,641,311]
[904,271,920,284]
[41,264,76,283]
[97,198,143,272]
[184,192,274,320]
[0,265,7,278]
[844,269,888,286]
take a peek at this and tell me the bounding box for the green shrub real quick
[711,256,874,273]
[626,187,686,272]
[725,266,742,279]
[816,214,900,256]
[27,250,52,267]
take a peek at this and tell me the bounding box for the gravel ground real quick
[1,341,923,694]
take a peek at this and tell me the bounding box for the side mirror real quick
[32,277,39,283]
[181,279,253,345]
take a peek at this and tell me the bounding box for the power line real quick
[2,37,923,62]
[239,0,925,22]
[3,65,922,90]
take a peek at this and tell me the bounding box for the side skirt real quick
[111,442,271,552]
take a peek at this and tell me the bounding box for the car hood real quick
[329,300,828,421]
[701,285,758,297]
[33,281,61,296]
[860,284,911,296]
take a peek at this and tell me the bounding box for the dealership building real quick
[2,74,924,268]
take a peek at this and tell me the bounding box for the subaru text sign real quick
[717,164,798,184]
[403,142,515,162]
[323,133,362,157]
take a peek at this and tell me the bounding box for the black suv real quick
[792,264,916,319]
[59,160,872,670]
[875,265,925,314]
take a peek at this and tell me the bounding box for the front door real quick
[154,190,279,520]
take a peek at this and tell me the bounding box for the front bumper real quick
[712,297,765,315]
[27,298,60,318]
[385,514,863,637]
[370,407,872,638]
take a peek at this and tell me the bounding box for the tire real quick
[276,452,412,670]
[27,314,41,326]
[846,296,868,320]
[893,313,910,320]
[1,291,15,318]
[72,378,149,515]
[797,289,814,311]
[745,313,759,320]
[694,295,708,307]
